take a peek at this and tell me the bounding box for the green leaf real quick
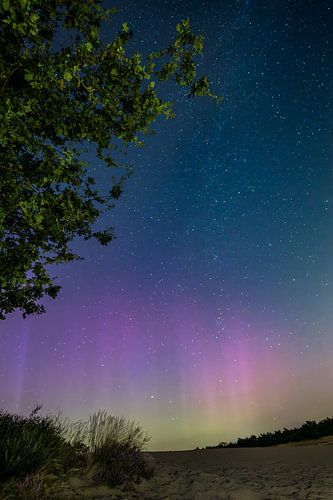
[90,25,99,40]
[63,71,72,81]
[24,71,34,82]
[3,0,10,11]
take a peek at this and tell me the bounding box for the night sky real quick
[1,0,332,451]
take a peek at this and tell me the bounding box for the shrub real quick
[91,440,154,487]
[1,471,47,500]
[0,406,80,483]
[69,410,153,487]
[78,410,150,451]
[0,407,154,492]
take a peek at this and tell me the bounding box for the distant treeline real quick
[206,417,333,449]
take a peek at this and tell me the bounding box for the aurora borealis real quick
[0,0,332,451]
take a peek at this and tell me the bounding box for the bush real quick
[91,440,154,487]
[0,406,80,483]
[74,410,150,451]
[0,407,154,493]
[1,471,48,500]
[68,410,153,487]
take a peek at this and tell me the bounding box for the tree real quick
[0,0,219,320]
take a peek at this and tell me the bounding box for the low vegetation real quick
[207,417,333,449]
[0,406,153,499]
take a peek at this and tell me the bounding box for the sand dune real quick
[53,437,333,499]
[137,438,333,499]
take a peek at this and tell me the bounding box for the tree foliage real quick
[206,417,333,449]
[0,0,219,320]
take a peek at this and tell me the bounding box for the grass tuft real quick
[0,406,153,497]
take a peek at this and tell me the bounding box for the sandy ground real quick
[139,438,333,499]
[52,437,333,499]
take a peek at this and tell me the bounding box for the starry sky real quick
[1,0,332,451]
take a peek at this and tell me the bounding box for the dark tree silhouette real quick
[207,417,333,449]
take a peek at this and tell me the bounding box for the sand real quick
[140,439,333,499]
[50,437,333,499]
